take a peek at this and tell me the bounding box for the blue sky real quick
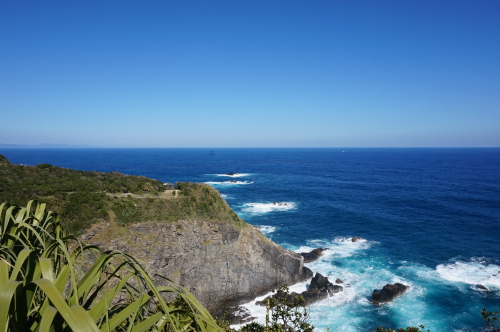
[1,1,499,147]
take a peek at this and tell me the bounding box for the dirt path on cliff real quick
[106,190,181,199]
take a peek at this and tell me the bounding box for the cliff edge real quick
[82,212,312,314]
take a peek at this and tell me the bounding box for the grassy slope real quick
[0,154,245,234]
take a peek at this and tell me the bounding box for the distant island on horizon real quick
[0,143,100,149]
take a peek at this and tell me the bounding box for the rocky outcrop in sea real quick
[257,273,343,307]
[371,283,409,305]
[300,248,328,263]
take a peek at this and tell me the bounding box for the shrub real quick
[36,163,53,169]
[481,308,499,332]
[240,322,265,332]
[263,285,314,332]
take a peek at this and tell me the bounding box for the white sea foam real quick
[220,194,232,199]
[311,282,358,308]
[332,236,370,246]
[257,225,276,235]
[292,237,374,261]
[205,181,254,185]
[241,202,297,214]
[234,237,436,331]
[436,260,500,290]
[214,173,251,177]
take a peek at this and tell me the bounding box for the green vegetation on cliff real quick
[0,154,11,166]
[0,154,245,234]
[109,182,244,227]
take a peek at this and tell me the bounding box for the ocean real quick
[1,148,499,331]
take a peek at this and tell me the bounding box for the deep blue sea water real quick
[1,148,499,331]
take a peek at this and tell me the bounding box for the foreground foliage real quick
[481,308,500,332]
[0,200,222,332]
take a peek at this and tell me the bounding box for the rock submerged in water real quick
[335,278,343,284]
[351,237,362,242]
[477,284,489,291]
[257,273,343,307]
[226,172,238,176]
[300,248,328,263]
[371,283,409,305]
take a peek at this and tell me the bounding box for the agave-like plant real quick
[0,201,223,332]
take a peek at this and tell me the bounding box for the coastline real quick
[2,148,499,330]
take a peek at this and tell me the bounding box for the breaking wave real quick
[205,181,254,186]
[214,173,251,177]
[241,202,297,214]
[257,225,276,235]
[436,259,500,290]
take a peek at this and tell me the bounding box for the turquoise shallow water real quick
[2,148,500,331]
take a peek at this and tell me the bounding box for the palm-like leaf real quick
[0,201,222,332]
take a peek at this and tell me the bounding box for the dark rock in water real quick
[335,278,343,284]
[332,285,343,293]
[226,172,237,176]
[300,287,329,304]
[371,283,409,305]
[310,272,330,289]
[309,273,343,297]
[300,248,328,263]
[351,237,362,242]
[257,273,343,307]
[477,284,489,291]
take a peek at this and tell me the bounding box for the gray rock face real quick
[83,220,312,314]
[371,283,409,305]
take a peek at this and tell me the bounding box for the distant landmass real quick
[0,143,99,148]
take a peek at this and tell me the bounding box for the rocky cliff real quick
[83,218,312,314]
[0,157,313,316]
